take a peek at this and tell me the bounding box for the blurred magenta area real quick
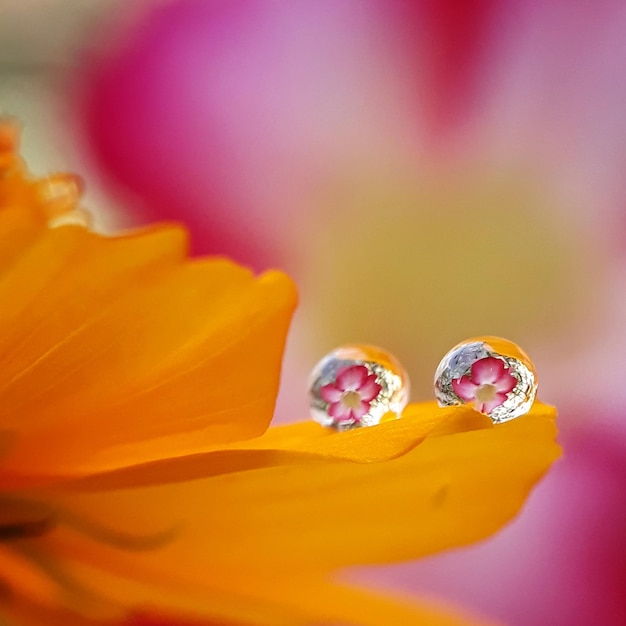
[69,1,626,624]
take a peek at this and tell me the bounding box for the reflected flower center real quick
[475,383,498,405]
[341,390,363,409]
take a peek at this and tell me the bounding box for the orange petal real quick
[0,396,477,488]
[0,223,296,477]
[123,611,245,626]
[0,599,111,626]
[0,545,121,625]
[241,401,488,461]
[37,404,558,581]
[0,119,22,172]
[26,542,491,626]
[48,401,489,491]
[0,121,81,227]
[0,204,47,274]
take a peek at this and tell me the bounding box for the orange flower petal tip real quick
[0,131,297,479]
[0,119,22,172]
[0,119,20,152]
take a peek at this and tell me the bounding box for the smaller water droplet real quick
[309,344,409,429]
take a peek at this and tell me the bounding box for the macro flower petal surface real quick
[0,122,560,626]
[0,129,296,479]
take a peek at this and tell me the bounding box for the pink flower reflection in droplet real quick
[451,356,517,414]
[320,364,381,425]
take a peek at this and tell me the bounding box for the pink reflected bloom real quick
[320,364,381,424]
[76,0,420,269]
[451,356,517,413]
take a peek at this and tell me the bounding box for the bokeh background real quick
[1,1,625,624]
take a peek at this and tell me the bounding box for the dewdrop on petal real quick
[309,344,409,430]
[434,336,538,423]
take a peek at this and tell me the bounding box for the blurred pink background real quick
[2,1,625,624]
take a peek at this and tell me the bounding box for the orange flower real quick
[0,123,560,626]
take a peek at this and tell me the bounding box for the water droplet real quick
[309,344,409,429]
[434,336,537,423]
